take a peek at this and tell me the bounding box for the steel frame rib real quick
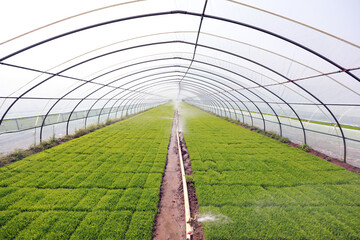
[112,79,237,121]
[0,11,354,160]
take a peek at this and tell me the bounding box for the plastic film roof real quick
[0,0,359,166]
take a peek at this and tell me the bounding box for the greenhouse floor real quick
[0,103,359,240]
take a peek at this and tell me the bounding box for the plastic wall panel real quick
[5,99,57,119]
[282,124,304,145]
[0,129,36,154]
[68,119,86,135]
[86,116,98,126]
[328,105,360,129]
[347,140,360,167]
[305,130,344,160]
[252,116,264,129]
[264,120,281,134]
[297,74,360,105]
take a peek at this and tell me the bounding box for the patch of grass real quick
[298,144,312,152]
[279,137,291,143]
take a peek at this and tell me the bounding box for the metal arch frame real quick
[3,49,301,145]
[99,76,237,123]
[79,64,257,133]
[99,74,247,124]
[122,98,166,118]
[126,83,227,118]
[0,12,352,160]
[1,43,297,151]
[123,90,210,120]
[56,52,301,142]
[2,42,297,143]
[0,41,338,146]
[177,75,245,122]
[1,10,357,83]
[132,85,237,119]
[133,90,220,118]
[86,63,250,127]
[51,61,266,141]
[79,65,253,131]
[61,65,177,136]
[98,75,190,121]
[189,58,307,141]
[0,41,330,135]
[183,66,278,133]
[66,38,346,158]
[130,87,222,118]
[138,83,241,116]
[93,69,256,129]
[114,80,233,120]
[112,79,239,121]
[117,82,228,119]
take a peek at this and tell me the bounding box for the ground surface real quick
[0,105,173,239]
[180,104,360,240]
[153,113,185,240]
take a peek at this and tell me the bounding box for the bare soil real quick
[153,117,186,240]
[179,132,205,240]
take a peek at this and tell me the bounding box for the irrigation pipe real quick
[175,110,192,239]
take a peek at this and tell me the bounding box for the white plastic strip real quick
[175,110,192,239]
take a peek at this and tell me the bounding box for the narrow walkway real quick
[153,113,185,240]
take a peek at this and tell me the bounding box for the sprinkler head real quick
[187,216,198,227]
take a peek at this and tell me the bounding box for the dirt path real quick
[153,115,185,240]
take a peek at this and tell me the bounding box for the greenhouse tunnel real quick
[1,0,360,168]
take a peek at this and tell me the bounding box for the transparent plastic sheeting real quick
[0,0,359,167]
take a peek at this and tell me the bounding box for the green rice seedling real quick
[53,189,88,211]
[97,211,132,239]
[116,188,143,211]
[136,162,153,172]
[29,189,72,211]
[143,173,162,188]
[0,188,34,210]
[42,211,86,239]
[58,172,89,188]
[73,189,107,211]
[127,173,149,188]
[69,211,108,240]
[8,188,46,211]
[149,161,166,173]
[111,173,133,189]
[14,211,61,239]
[125,211,157,240]
[136,188,160,211]
[0,211,41,239]
[0,210,19,226]
[94,190,124,211]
